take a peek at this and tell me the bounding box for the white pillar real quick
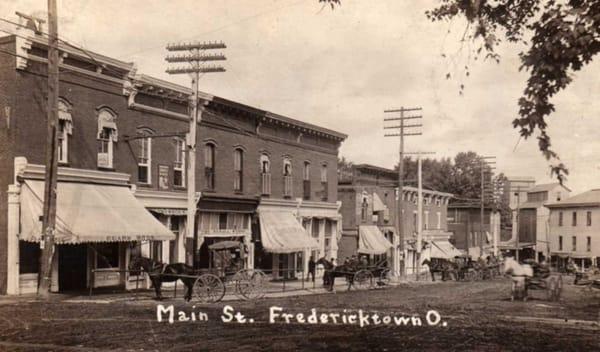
[177,217,186,263]
[6,185,21,294]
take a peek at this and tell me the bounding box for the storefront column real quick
[6,185,20,295]
[177,217,186,263]
[328,220,339,261]
[392,234,400,278]
[318,219,325,257]
[243,235,254,269]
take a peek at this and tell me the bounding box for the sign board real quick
[158,165,169,190]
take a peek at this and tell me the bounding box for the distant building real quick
[447,202,500,258]
[512,183,571,261]
[499,176,535,243]
[546,189,600,271]
[338,164,453,276]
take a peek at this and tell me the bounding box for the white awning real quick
[258,211,319,253]
[19,180,175,243]
[358,225,393,255]
[149,208,187,216]
[427,240,463,259]
[372,193,386,212]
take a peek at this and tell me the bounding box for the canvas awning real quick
[149,208,187,216]
[427,240,463,259]
[358,225,393,255]
[19,180,175,243]
[372,193,386,212]
[258,211,319,253]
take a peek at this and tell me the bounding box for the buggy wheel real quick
[546,277,556,301]
[353,270,374,290]
[233,269,267,300]
[378,268,391,286]
[193,274,225,303]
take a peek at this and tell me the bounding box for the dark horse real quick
[128,256,196,301]
[421,258,457,281]
[316,257,356,291]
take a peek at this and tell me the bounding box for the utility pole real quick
[384,107,422,279]
[510,186,529,262]
[405,151,435,281]
[166,41,226,266]
[38,0,59,297]
[478,156,496,258]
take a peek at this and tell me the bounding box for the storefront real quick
[9,164,175,294]
[357,225,393,264]
[255,199,341,280]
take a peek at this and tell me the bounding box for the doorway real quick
[58,244,88,291]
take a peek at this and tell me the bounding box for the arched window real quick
[97,107,117,168]
[283,157,292,197]
[173,138,185,187]
[234,148,244,192]
[361,196,369,222]
[57,99,72,164]
[136,128,153,184]
[260,154,271,195]
[303,161,311,200]
[204,143,216,190]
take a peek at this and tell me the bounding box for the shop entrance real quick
[58,244,88,291]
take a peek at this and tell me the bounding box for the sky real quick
[2,0,599,195]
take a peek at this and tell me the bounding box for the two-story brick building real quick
[546,189,600,271]
[0,26,345,294]
[447,202,500,258]
[338,164,453,276]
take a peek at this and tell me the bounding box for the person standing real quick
[307,256,316,282]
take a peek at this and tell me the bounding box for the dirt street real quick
[0,278,598,351]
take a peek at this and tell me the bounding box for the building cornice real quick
[16,160,131,186]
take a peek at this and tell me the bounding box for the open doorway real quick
[58,244,88,291]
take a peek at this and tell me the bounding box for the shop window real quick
[169,218,181,264]
[204,143,216,190]
[587,211,592,226]
[219,213,228,230]
[96,108,117,168]
[173,138,185,187]
[19,241,40,274]
[303,162,311,200]
[150,241,162,262]
[558,236,563,251]
[57,99,72,164]
[234,148,243,192]
[95,243,119,269]
[283,157,292,198]
[311,219,320,238]
[136,129,152,184]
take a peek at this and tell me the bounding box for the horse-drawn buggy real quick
[317,257,392,291]
[503,257,563,301]
[129,241,266,303]
[573,267,600,292]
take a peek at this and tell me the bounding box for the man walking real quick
[307,256,316,282]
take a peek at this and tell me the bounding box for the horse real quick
[316,257,356,291]
[128,256,197,301]
[502,257,534,301]
[421,258,457,282]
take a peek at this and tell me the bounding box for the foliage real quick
[426,0,600,183]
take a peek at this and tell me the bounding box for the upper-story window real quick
[136,129,153,184]
[320,163,328,201]
[173,138,185,187]
[558,212,563,226]
[572,211,577,226]
[57,99,73,164]
[260,154,271,195]
[96,108,118,169]
[360,197,369,222]
[204,143,216,190]
[283,157,293,198]
[572,236,577,251]
[234,148,244,192]
[587,211,592,226]
[303,162,311,200]
[558,236,563,251]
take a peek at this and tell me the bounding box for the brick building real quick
[447,202,500,258]
[0,27,345,294]
[338,164,453,276]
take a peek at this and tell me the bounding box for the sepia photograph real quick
[0,0,599,351]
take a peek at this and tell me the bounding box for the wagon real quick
[190,241,267,303]
[351,259,392,290]
[525,273,563,301]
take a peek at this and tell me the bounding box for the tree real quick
[322,0,600,183]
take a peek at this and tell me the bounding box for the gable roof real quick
[546,189,600,208]
[528,183,571,193]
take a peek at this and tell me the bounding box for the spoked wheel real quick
[545,277,556,301]
[378,268,391,287]
[353,270,374,290]
[193,274,225,303]
[233,269,267,300]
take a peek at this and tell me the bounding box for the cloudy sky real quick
[3,0,599,194]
